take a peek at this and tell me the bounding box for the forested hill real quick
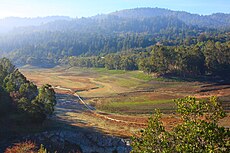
[0,7,230,72]
[110,8,230,29]
[1,7,230,34]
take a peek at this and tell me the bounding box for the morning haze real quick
[0,0,230,18]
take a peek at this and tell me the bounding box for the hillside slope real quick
[0,7,229,67]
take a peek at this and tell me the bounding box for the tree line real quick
[0,15,225,67]
[66,39,230,78]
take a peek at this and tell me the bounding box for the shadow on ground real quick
[0,93,132,153]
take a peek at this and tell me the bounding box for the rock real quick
[13,130,131,153]
[117,146,132,153]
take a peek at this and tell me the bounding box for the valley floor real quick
[20,66,230,137]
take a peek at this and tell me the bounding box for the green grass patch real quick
[106,99,172,107]
[151,77,182,82]
[90,68,126,75]
[129,71,153,81]
[114,77,142,87]
[97,99,174,114]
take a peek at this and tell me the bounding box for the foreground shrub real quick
[5,141,47,153]
[131,96,230,153]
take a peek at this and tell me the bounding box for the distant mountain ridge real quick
[0,16,71,33]
[0,7,230,67]
[110,8,230,29]
[0,7,230,34]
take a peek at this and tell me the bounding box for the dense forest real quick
[0,8,229,78]
[0,58,56,123]
[67,36,230,78]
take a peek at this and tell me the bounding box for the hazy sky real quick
[0,0,230,18]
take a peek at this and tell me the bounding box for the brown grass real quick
[20,66,230,137]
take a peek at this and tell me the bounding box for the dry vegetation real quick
[20,66,230,137]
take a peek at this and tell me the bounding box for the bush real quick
[131,96,230,153]
[5,141,48,153]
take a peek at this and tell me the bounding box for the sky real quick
[0,0,230,19]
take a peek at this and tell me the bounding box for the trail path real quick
[53,86,146,126]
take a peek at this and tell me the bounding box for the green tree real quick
[0,85,12,116]
[31,84,56,121]
[150,46,170,74]
[131,96,230,153]
[18,97,31,112]
[131,110,173,153]
[120,56,138,71]
[0,58,57,123]
[138,57,154,74]
[19,82,38,101]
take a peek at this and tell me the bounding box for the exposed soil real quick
[20,67,230,137]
